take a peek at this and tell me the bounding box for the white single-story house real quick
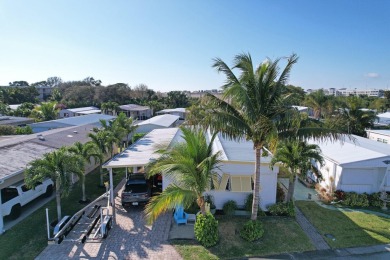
[28,114,116,133]
[118,104,153,120]
[135,114,180,135]
[59,106,101,118]
[292,105,313,116]
[366,129,390,145]
[310,135,390,194]
[103,128,278,211]
[156,108,186,120]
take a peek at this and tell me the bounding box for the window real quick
[1,188,18,204]
[384,140,388,144]
[230,175,252,192]
[377,138,383,142]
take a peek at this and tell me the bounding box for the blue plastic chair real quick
[173,205,188,225]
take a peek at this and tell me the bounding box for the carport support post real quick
[109,168,116,224]
[0,192,4,234]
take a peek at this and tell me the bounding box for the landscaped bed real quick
[172,215,314,260]
[0,168,125,260]
[296,201,390,249]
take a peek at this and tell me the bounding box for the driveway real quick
[36,191,182,260]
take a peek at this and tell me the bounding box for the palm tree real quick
[31,101,59,121]
[88,131,112,186]
[114,112,138,147]
[24,147,84,220]
[303,89,331,120]
[144,127,221,224]
[189,53,344,220]
[99,119,125,154]
[101,101,119,115]
[68,142,103,202]
[271,140,324,201]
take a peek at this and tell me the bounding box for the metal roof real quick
[311,135,390,167]
[67,106,99,113]
[29,114,115,128]
[0,116,34,126]
[103,128,180,168]
[119,104,150,111]
[156,108,186,113]
[136,114,180,127]
[77,109,101,115]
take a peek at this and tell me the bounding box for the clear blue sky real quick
[0,0,389,92]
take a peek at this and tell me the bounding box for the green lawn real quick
[0,167,125,260]
[296,201,390,248]
[173,216,314,260]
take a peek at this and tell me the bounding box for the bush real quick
[194,213,219,247]
[276,183,285,202]
[132,133,146,143]
[244,193,266,216]
[0,125,16,135]
[267,202,295,217]
[185,201,200,214]
[342,192,369,207]
[240,220,264,242]
[334,190,346,201]
[15,125,33,135]
[223,200,237,215]
[368,192,383,208]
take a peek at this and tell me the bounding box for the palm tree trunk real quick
[197,196,206,214]
[251,147,261,220]
[56,179,62,221]
[82,177,86,201]
[286,174,296,202]
[100,165,104,186]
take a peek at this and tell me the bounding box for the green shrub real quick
[267,202,295,217]
[223,200,237,215]
[368,192,383,208]
[342,192,369,207]
[0,125,16,135]
[276,183,285,202]
[244,193,266,216]
[185,201,200,214]
[194,213,219,247]
[132,133,146,143]
[15,125,33,135]
[240,220,264,242]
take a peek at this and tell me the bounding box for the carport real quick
[102,128,180,222]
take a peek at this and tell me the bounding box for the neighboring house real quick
[0,116,34,127]
[135,114,180,135]
[28,114,116,133]
[292,106,313,117]
[8,104,22,111]
[103,128,278,211]
[376,112,390,126]
[59,106,101,118]
[156,108,186,120]
[118,104,153,120]
[310,135,390,194]
[366,129,390,144]
[0,124,102,234]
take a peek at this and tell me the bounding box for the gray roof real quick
[156,108,186,114]
[0,124,95,181]
[0,116,34,126]
[119,104,150,111]
[29,114,115,128]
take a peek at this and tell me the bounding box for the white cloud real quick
[365,72,380,78]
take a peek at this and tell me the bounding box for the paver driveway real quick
[36,192,182,260]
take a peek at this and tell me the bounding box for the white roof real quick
[119,104,150,111]
[67,106,99,113]
[156,108,186,114]
[137,114,180,127]
[77,109,101,115]
[103,128,180,168]
[292,105,309,111]
[310,135,390,167]
[377,112,390,119]
[366,129,390,137]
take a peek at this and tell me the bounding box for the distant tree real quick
[114,112,138,147]
[50,89,62,102]
[62,85,97,107]
[132,84,150,100]
[97,83,131,104]
[167,91,189,108]
[83,77,102,87]
[303,89,330,119]
[47,77,63,87]
[30,81,47,87]
[0,102,10,115]
[101,101,119,115]
[9,81,29,87]
[13,102,35,117]
[147,100,165,116]
[31,102,58,121]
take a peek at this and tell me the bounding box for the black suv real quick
[121,174,151,207]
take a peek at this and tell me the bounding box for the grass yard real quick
[296,201,390,249]
[0,167,125,260]
[173,216,314,260]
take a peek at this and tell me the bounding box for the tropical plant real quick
[113,112,138,147]
[101,101,119,116]
[31,101,59,121]
[194,213,219,247]
[24,147,84,220]
[223,200,237,215]
[303,89,332,120]
[99,119,125,154]
[188,53,344,220]
[144,127,221,224]
[68,142,103,202]
[88,131,112,186]
[271,140,324,201]
[240,220,264,242]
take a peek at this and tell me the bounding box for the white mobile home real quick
[135,114,180,135]
[311,135,390,194]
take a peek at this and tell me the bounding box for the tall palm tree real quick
[271,140,324,201]
[114,112,138,148]
[303,89,331,120]
[24,147,84,220]
[68,142,103,202]
[88,131,111,186]
[144,127,221,224]
[99,119,125,154]
[189,53,344,220]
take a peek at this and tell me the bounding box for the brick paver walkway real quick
[36,182,182,260]
[295,207,330,250]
